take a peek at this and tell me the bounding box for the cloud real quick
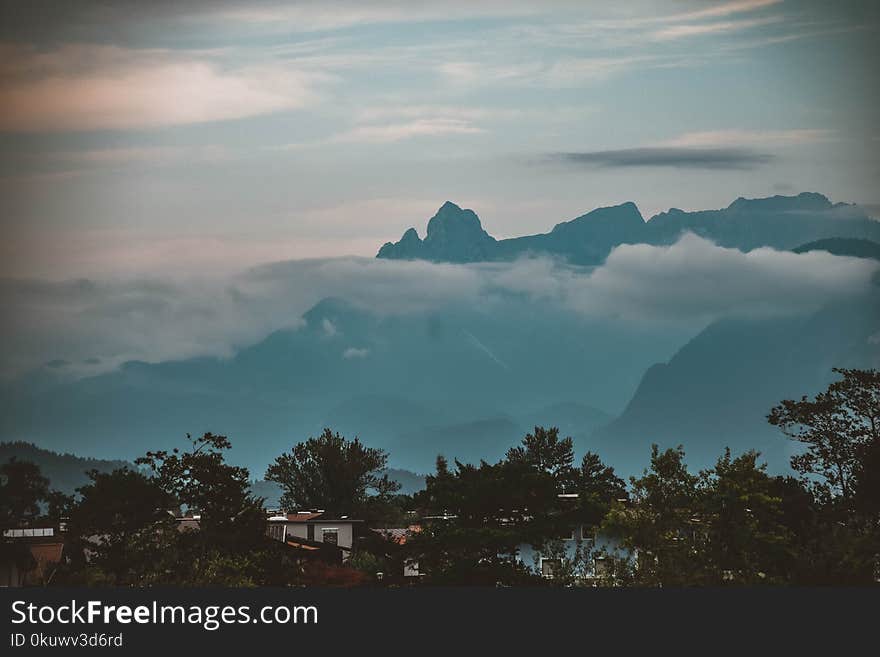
[342,347,369,359]
[660,129,831,148]
[651,16,782,41]
[0,45,325,132]
[549,147,774,170]
[332,118,484,144]
[669,0,782,22]
[1,235,876,379]
[565,233,877,321]
[272,116,485,150]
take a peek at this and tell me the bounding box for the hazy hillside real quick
[592,291,880,475]
[0,441,132,494]
[0,295,684,474]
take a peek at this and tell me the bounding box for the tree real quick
[265,428,400,519]
[768,367,880,502]
[576,451,627,527]
[698,449,792,584]
[768,368,880,583]
[602,445,705,586]
[0,458,49,530]
[408,428,582,585]
[64,468,176,585]
[137,432,267,554]
[505,426,577,491]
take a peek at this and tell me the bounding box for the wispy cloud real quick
[333,118,484,144]
[667,0,783,22]
[548,147,774,170]
[660,129,832,147]
[652,16,783,41]
[273,116,485,149]
[0,45,326,132]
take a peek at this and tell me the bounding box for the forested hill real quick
[0,441,132,494]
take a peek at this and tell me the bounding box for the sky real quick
[0,0,878,280]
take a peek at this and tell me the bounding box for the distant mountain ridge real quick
[0,441,132,495]
[591,290,880,472]
[377,193,880,265]
[793,237,880,260]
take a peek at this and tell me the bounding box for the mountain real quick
[377,201,496,262]
[0,441,132,495]
[793,237,880,260]
[591,291,880,475]
[377,193,880,265]
[494,202,646,265]
[0,295,686,474]
[386,416,522,471]
[379,200,646,265]
[644,193,880,251]
[384,468,426,495]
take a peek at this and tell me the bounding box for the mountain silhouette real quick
[792,237,880,260]
[377,201,497,262]
[378,193,880,265]
[591,290,880,472]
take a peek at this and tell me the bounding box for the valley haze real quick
[2,193,878,482]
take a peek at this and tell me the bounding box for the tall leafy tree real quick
[577,451,627,527]
[602,445,705,586]
[505,426,577,491]
[265,428,399,518]
[699,449,792,584]
[768,367,880,502]
[768,368,880,583]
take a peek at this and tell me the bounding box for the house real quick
[1,527,65,587]
[514,493,631,584]
[266,511,363,562]
[515,523,624,583]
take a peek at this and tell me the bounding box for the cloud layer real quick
[2,234,876,379]
[550,148,774,170]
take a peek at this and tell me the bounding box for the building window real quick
[322,529,338,545]
[581,525,596,550]
[541,558,563,578]
[560,528,575,540]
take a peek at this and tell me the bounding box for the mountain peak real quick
[426,201,484,234]
[423,201,496,262]
[553,201,644,231]
[727,192,832,213]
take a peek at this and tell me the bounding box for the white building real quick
[266,511,362,561]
